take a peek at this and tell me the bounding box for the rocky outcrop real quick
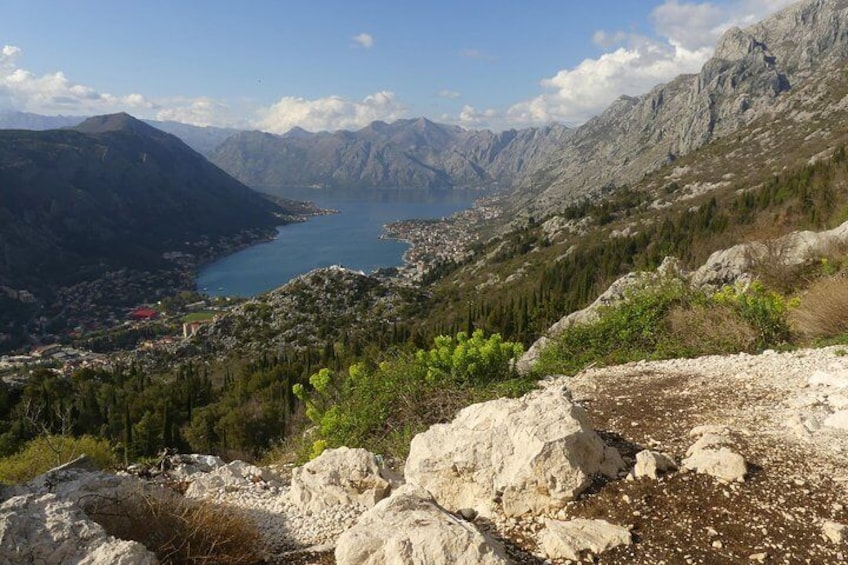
[632,450,678,480]
[682,426,747,483]
[538,518,632,561]
[334,484,508,565]
[692,219,848,287]
[517,257,684,375]
[0,493,157,565]
[405,386,624,518]
[290,447,392,513]
[521,218,848,376]
[510,0,848,220]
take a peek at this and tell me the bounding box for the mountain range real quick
[1,0,846,290]
[207,118,572,191]
[0,113,292,292]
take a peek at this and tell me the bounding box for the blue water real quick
[196,188,476,297]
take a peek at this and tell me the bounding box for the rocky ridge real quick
[511,0,848,220]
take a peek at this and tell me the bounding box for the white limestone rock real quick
[682,426,747,482]
[683,447,747,483]
[405,386,624,518]
[822,520,846,545]
[538,518,632,561]
[809,369,848,389]
[335,484,508,565]
[0,493,157,565]
[633,450,677,480]
[185,460,278,498]
[290,446,391,513]
[824,410,848,431]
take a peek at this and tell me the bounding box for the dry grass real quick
[746,236,806,294]
[83,487,263,565]
[791,276,848,339]
[665,303,758,355]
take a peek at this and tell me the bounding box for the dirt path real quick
[518,347,848,563]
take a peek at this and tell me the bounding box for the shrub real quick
[84,488,263,565]
[712,280,796,348]
[415,329,524,386]
[536,279,794,377]
[664,303,757,356]
[536,282,689,375]
[0,435,116,485]
[294,331,528,460]
[791,276,848,339]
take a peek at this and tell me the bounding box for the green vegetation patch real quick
[294,330,531,460]
[181,311,217,323]
[536,280,797,377]
[0,434,116,485]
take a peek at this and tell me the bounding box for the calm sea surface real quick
[196,188,476,297]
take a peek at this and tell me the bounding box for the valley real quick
[3,0,848,563]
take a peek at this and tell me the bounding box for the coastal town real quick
[382,198,502,280]
[0,197,499,386]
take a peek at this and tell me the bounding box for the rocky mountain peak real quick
[509,0,848,219]
[713,27,765,61]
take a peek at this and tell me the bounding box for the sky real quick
[0,0,796,134]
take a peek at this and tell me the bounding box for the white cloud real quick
[503,0,796,127]
[255,90,407,133]
[353,33,374,49]
[438,89,461,99]
[155,97,245,128]
[457,105,498,128]
[0,44,155,114]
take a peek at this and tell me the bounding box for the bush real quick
[294,331,529,460]
[791,276,848,339]
[665,303,757,356]
[84,488,262,565]
[536,282,690,375]
[0,435,116,485]
[712,280,796,348]
[415,329,524,386]
[536,279,794,377]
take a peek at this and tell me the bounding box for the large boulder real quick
[335,484,508,565]
[290,447,391,513]
[682,427,747,483]
[0,493,157,565]
[538,518,632,561]
[405,386,624,518]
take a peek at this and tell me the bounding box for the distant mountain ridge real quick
[208,118,572,191]
[0,111,240,156]
[0,112,289,292]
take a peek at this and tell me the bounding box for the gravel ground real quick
[191,346,848,564]
[496,346,848,564]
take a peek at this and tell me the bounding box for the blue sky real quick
[0,0,795,132]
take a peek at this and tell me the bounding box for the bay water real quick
[196,188,476,297]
